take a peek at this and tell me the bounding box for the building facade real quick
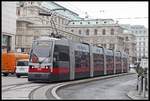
[66,19,124,51]
[66,19,137,64]
[16,1,82,53]
[2,2,17,51]
[121,24,148,61]
[15,1,137,64]
[123,30,137,64]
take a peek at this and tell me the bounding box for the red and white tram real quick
[28,37,128,82]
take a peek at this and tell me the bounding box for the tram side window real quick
[53,45,69,62]
[75,51,90,68]
[93,54,101,67]
[110,56,114,66]
[99,54,104,66]
[106,55,113,68]
[75,51,81,68]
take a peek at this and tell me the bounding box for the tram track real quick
[2,82,46,99]
[2,72,135,99]
[28,73,135,99]
[28,83,61,99]
[28,84,48,99]
[2,82,31,92]
[51,73,135,99]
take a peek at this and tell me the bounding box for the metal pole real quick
[138,76,142,95]
[137,75,139,90]
[143,75,146,97]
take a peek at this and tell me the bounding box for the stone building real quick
[15,1,137,64]
[121,24,148,62]
[16,1,82,53]
[2,2,16,51]
[66,19,125,51]
[123,30,137,64]
[66,19,137,64]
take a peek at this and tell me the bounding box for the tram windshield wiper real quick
[38,56,50,64]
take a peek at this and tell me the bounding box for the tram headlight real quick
[45,66,49,69]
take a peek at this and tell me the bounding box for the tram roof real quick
[115,51,121,57]
[104,49,114,56]
[35,36,60,41]
[122,52,128,57]
[92,46,103,54]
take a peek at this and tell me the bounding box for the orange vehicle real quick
[2,51,29,76]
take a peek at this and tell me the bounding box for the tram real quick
[28,37,128,82]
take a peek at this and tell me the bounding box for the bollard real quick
[143,76,146,97]
[137,75,139,90]
[143,68,147,98]
[138,76,142,95]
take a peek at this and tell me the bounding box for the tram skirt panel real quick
[75,67,90,79]
[52,67,70,81]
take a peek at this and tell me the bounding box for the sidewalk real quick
[127,90,148,100]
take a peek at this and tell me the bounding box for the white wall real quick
[2,2,17,51]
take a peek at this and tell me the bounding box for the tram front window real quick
[30,41,53,63]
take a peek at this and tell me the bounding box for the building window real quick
[94,29,97,35]
[54,17,57,23]
[110,28,114,35]
[47,16,49,20]
[79,30,81,34]
[104,21,107,24]
[126,37,129,41]
[80,22,82,24]
[73,22,75,24]
[101,44,106,48]
[136,31,138,34]
[88,22,90,24]
[71,29,74,32]
[109,44,115,49]
[17,9,20,16]
[103,44,106,48]
[96,22,98,24]
[86,29,89,35]
[62,18,64,24]
[34,36,39,40]
[102,29,106,35]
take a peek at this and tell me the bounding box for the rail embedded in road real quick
[51,73,135,99]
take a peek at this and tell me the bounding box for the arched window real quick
[79,30,81,34]
[111,28,114,35]
[86,29,89,35]
[94,29,97,35]
[71,29,74,32]
[126,37,129,41]
[17,9,20,16]
[102,29,106,35]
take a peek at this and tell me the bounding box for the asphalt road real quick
[57,74,137,100]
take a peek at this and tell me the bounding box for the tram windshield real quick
[30,41,53,63]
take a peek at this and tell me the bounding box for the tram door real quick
[53,44,70,81]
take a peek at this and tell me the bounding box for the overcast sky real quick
[55,2,148,28]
